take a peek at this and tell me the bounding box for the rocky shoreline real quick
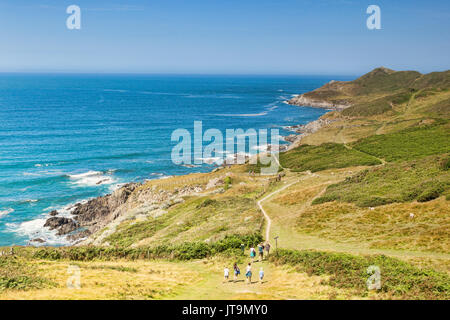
[283,117,337,150]
[41,183,139,243]
[287,94,350,111]
[40,176,231,245]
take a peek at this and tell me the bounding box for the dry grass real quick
[0,256,367,300]
[296,198,450,253]
[272,185,324,206]
[174,257,365,300]
[0,260,198,300]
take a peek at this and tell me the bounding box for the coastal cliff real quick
[43,183,140,242]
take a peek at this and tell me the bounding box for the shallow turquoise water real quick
[0,73,352,245]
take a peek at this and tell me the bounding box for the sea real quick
[0,73,353,246]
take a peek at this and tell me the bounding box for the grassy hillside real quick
[280,143,381,172]
[105,196,263,247]
[83,167,271,248]
[313,154,450,207]
[297,197,449,253]
[352,122,450,162]
[270,249,449,300]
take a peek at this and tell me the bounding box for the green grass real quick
[352,123,450,162]
[279,143,381,172]
[426,97,450,116]
[351,69,421,95]
[295,198,449,253]
[342,90,413,117]
[269,249,449,300]
[105,213,174,247]
[0,257,51,291]
[411,71,450,90]
[104,194,262,247]
[313,154,450,207]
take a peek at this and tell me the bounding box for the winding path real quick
[257,180,298,241]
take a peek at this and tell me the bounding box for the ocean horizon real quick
[0,73,353,246]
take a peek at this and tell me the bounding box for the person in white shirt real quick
[245,263,252,284]
[224,267,230,282]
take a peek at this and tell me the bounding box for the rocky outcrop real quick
[43,181,208,244]
[206,178,224,190]
[44,217,79,235]
[71,183,139,225]
[286,118,337,135]
[287,94,350,110]
[30,238,45,243]
[44,183,139,241]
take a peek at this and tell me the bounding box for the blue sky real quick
[0,0,449,75]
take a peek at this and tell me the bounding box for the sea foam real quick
[68,170,116,187]
[0,208,14,218]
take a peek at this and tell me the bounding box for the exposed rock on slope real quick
[44,183,139,241]
[43,181,208,244]
[288,94,350,110]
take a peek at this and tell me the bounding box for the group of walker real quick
[249,242,270,262]
[224,263,264,284]
[223,242,271,284]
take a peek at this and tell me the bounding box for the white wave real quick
[68,170,116,187]
[6,218,70,246]
[186,94,241,99]
[0,208,14,218]
[103,89,128,93]
[34,163,50,167]
[108,183,127,193]
[20,199,38,204]
[215,111,268,117]
[22,172,40,176]
[47,200,88,219]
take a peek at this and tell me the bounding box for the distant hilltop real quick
[288,67,450,115]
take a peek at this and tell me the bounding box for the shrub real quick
[32,233,263,262]
[269,249,450,300]
[314,155,450,207]
[278,143,380,173]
